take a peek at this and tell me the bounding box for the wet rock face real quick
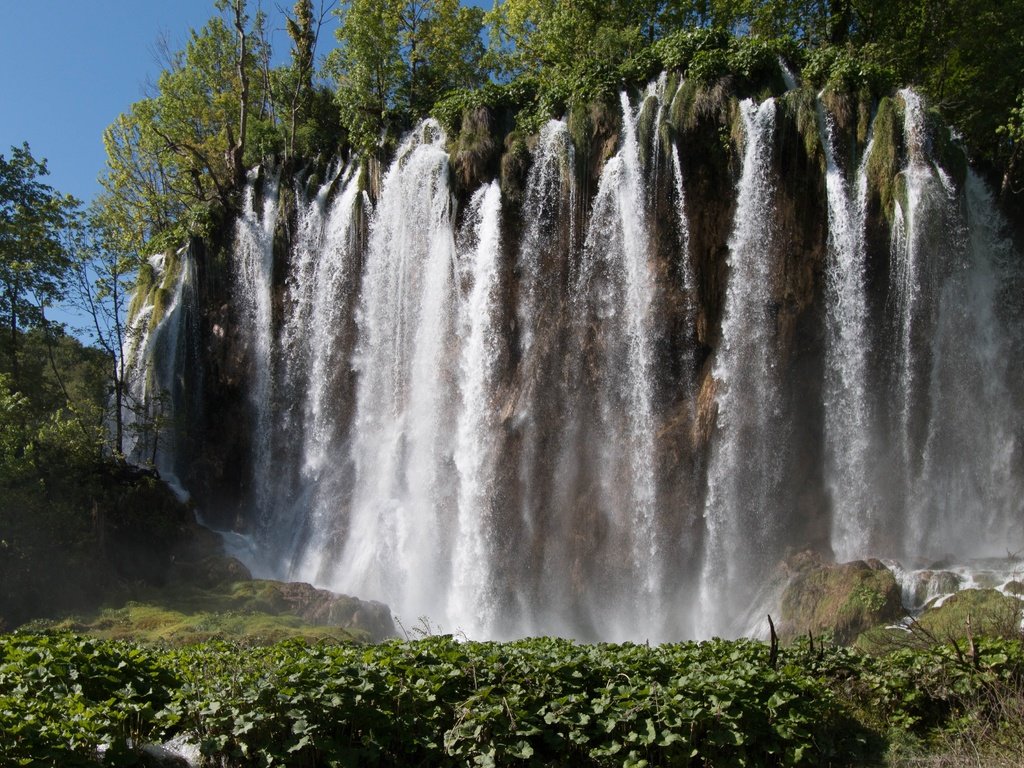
[779,551,904,644]
[145,73,1021,641]
[227,580,398,642]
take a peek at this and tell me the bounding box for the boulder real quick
[226,580,397,642]
[778,551,903,644]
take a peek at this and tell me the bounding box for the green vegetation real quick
[0,144,82,396]
[89,0,1023,259]
[779,556,903,645]
[22,601,360,647]
[2,631,1023,767]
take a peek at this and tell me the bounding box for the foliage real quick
[328,0,487,153]
[0,336,192,632]
[100,10,273,250]
[0,143,81,393]
[24,602,361,648]
[0,634,179,767]
[2,631,1023,766]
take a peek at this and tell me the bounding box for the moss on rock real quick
[452,106,500,192]
[865,95,904,225]
[859,588,1024,651]
[779,551,903,644]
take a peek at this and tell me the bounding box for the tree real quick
[328,0,405,152]
[66,200,144,457]
[0,144,79,393]
[485,0,648,80]
[280,0,339,158]
[409,0,487,114]
[328,0,487,152]
[102,3,275,249]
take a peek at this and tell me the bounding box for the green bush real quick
[3,631,1022,766]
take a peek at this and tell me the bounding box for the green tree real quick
[0,144,79,394]
[279,0,341,158]
[67,201,145,456]
[486,0,648,79]
[406,0,487,115]
[328,0,487,153]
[102,3,275,250]
[328,0,404,152]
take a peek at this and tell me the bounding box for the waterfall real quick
[515,118,576,544]
[300,166,362,479]
[163,76,1024,643]
[328,120,460,624]
[277,167,344,458]
[448,181,504,636]
[818,99,878,560]
[571,86,662,638]
[698,98,781,638]
[271,167,363,581]
[121,246,198,501]
[888,90,959,491]
[910,169,1024,556]
[233,171,280,527]
[670,144,696,402]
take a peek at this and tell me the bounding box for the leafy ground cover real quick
[19,602,361,647]
[2,631,1022,767]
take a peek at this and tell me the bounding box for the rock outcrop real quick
[778,551,904,644]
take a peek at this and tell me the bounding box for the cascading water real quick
[267,166,364,580]
[817,99,878,561]
[327,120,462,625]
[514,118,576,545]
[141,75,1024,642]
[571,85,663,637]
[670,143,696,402]
[449,181,504,636]
[908,168,1024,557]
[233,171,280,528]
[121,246,198,500]
[698,98,782,638]
[887,90,959,497]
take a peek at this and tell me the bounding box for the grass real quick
[19,579,367,646]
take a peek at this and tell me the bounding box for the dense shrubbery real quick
[3,631,1023,767]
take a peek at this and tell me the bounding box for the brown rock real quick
[779,551,903,644]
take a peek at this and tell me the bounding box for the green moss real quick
[499,131,531,202]
[567,101,593,159]
[859,589,1024,650]
[787,87,825,173]
[728,98,746,155]
[127,262,157,322]
[19,577,376,647]
[24,602,360,646]
[856,88,873,147]
[865,96,904,225]
[142,250,184,334]
[452,107,499,189]
[780,557,903,645]
[636,91,661,169]
[669,77,698,130]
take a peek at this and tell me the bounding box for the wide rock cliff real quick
[129,67,1024,642]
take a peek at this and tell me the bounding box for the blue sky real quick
[0,1,348,205]
[1,1,490,207]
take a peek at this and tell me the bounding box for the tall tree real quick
[102,4,274,250]
[328,0,486,152]
[281,0,338,157]
[66,200,144,456]
[0,144,79,393]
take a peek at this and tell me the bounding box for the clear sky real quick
[0,1,339,205]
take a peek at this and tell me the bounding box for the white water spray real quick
[699,98,780,637]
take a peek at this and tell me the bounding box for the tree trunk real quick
[230,0,250,190]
